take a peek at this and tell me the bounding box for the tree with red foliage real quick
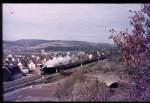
[109,4,150,67]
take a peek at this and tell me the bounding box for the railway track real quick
[4,61,97,94]
[4,75,44,93]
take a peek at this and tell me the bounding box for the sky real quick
[3,4,142,44]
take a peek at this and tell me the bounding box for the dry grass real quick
[54,69,112,102]
[55,76,76,101]
[71,78,110,101]
[54,59,150,102]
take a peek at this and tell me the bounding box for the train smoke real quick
[45,55,71,67]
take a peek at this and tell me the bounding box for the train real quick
[41,56,106,75]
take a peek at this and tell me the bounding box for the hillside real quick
[3,39,114,52]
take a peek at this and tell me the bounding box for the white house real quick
[28,61,36,71]
[12,57,16,62]
[8,54,13,58]
[17,61,24,69]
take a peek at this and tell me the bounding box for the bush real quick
[109,4,150,67]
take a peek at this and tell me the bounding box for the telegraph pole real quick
[97,51,100,62]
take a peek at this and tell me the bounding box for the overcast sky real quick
[3,4,141,44]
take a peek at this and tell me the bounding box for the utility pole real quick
[79,51,83,67]
[97,51,100,62]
